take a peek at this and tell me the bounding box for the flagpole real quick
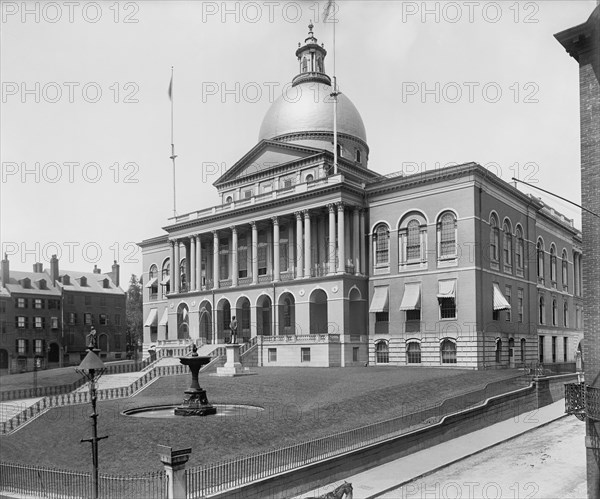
[327,2,338,176]
[169,66,177,218]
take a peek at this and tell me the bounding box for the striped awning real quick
[158,308,169,327]
[493,283,511,311]
[369,287,389,313]
[399,283,421,311]
[160,275,170,286]
[144,308,158,327]
[145,277,158,288]
[437,280,456,298]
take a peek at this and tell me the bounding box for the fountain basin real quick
[122,404,264,419]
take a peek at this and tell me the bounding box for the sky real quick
[0,0,594,285]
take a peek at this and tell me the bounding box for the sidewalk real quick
[296,400,570,499]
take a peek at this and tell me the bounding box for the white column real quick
[212,230,219,289]
[328,204,336,275]
[295,212,304,278]
[231,226,238,287]
[353,208,360,273]
[173,239,180,293]
[169,240,175,294]
[251,222,258,284]
[273,216,280,282]
[304,210,312,277]
[190,237,196,291]
[337,203,345,273]
[196,236,202,290]
[360,209,366,275]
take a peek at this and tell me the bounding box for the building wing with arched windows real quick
[139,24,583,369]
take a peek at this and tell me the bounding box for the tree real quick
[125,274,143,359]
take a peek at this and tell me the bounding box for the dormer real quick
[101,278,110,289]
[62,274,71,285]
[78,276,88,287]
[37,278,47,290]
[20,277,31,289]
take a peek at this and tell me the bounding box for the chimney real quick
[1,254,9,287]
[111,260,120,287]
[93,265,101,274]
[33,262,43,273]
[50,254,59,286]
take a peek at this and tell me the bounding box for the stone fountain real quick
[174,345,217,416]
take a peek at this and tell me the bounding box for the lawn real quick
[0,366,524,475]
[0,366,83,393]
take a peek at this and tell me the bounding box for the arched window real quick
[375,341,389,364]
[161,259,170,297]
[537,240,545,281]
[336,143,342,158]
[563,301,569,327]
[515,226,524,275]
[179,258,187,292]
[550,245,557,284]
[552,299,558,326]
[406,341,421,364]
[562,250,568,291]
[438,212,457,259]
[440,339,457,364]
[489,214,499,263]
[148,264,158,299]
[305,173,314,183]
[356,149,361,163]
[406,220,421,260]
[520,338,526,362]
[225,196,233,204]
[399,214,427,267]
[503,222,512,269]
[539,296,545,325]
[374,224,390,266]
[495,338,502,363]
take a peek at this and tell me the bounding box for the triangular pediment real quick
[214,140,325,187]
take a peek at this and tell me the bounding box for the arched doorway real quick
[198,301,212,344]
[48,343,60,364]
[177,303,190,339]
[0,349,8,370]
[217,299,231,342]
[309,289,328,335]
[256,295,272,336]
[278,292,296,335]
[235,297,251,342]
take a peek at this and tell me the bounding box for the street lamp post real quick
[76,349,108,499]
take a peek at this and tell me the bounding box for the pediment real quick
[214,140,324,187]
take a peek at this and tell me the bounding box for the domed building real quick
[139,24,583,370]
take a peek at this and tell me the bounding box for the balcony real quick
[565,383,600,421]
[260,334,340,344]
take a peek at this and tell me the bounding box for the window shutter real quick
[25,317,29,329]
[25,339,29,354]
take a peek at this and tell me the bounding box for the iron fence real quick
[0,462,167,499]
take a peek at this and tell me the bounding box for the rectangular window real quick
[100,296,106,307]
[539,336,544,363]
[493,309,500,321]
[16,298,27,308]
[353,347,359,362]
[99,314,108,325]
[258,234,268,275]
[518,289,524,323]
[238,238,248,278]
[563,337,568,362]
[552,336,557,363]
[85,295,91,306]
[34,339,44,355]
[17,339,26,355]
[301,347,311,362]
[268,348,277,362]
[243,189,252,199]
[505,286,512,321]
[84,313,93,325]
[51,317,59,329]
[114,314,121,326]
[280,239,289,272]
[34,299,43,309]
[68,312,77,325]
[375,312,389,323]
[17,316,26,328]
[67,294,74,305]
[34,317,43,329]
[439,298,456,319]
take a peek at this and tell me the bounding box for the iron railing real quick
[566,383,600,421]
[0,461,167,499]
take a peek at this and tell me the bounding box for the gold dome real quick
[258,81,367,144]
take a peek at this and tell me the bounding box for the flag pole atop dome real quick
[323,1,338,175]
[168,66,177,218]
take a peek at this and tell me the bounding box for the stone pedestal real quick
[157,445,191,499]
[216,344,245,377]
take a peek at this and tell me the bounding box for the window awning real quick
[369,287,389,313]
[160,275,170,286]
[144,308,158,327]
[145,277,158,288]
[399,283,421,311]
[158,308,169,327]
[437,280,456,298]
[493,283,511,311]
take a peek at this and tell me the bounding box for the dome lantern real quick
[292,22,331,87]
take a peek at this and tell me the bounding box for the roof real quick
[2,270,61,296]
[54,269,125,295]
